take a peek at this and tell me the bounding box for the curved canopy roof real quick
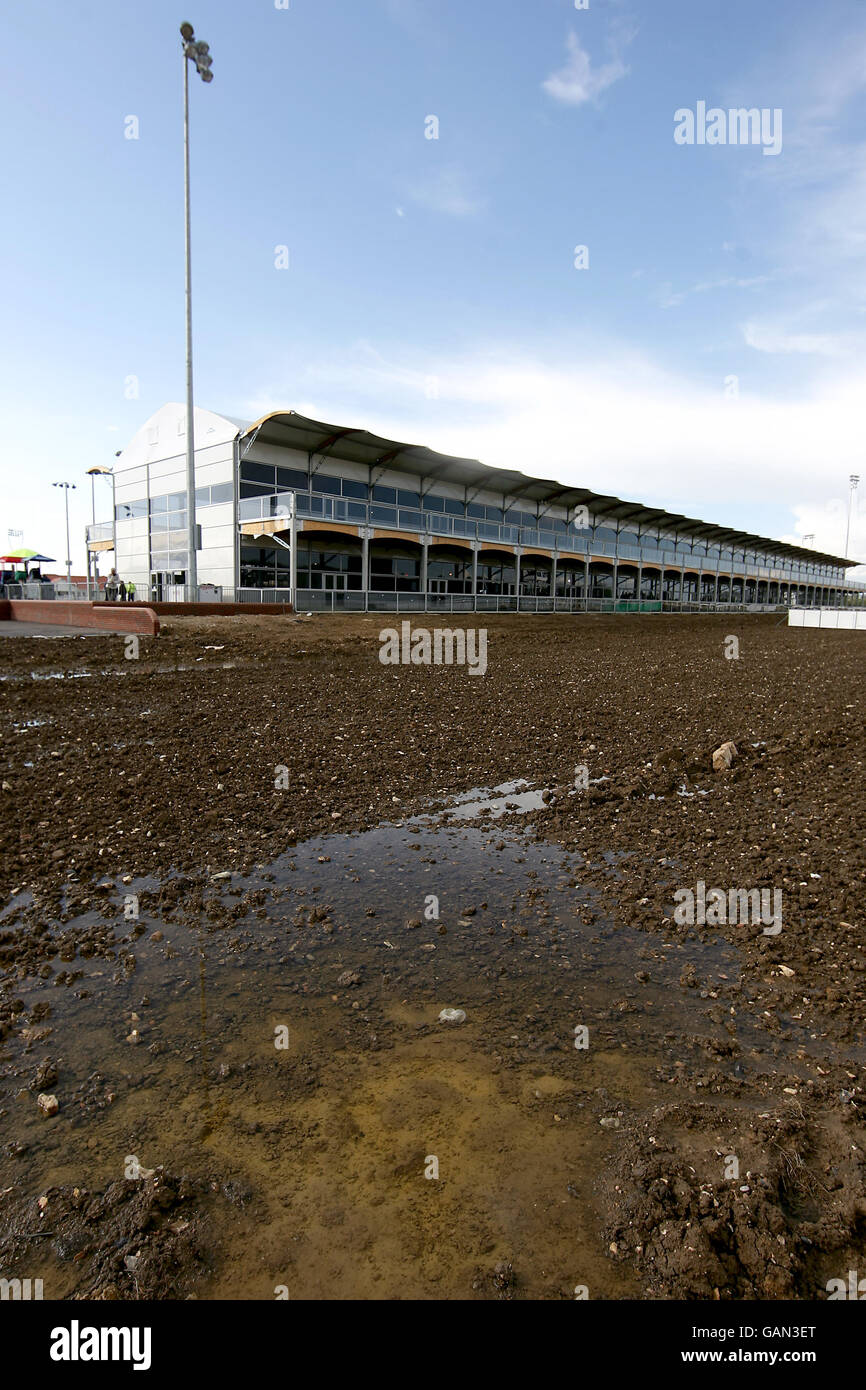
[240,409,858,568]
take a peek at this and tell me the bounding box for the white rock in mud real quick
[712,740,738,773]
[37,1093,59,1117]
[438,1008,467,1025]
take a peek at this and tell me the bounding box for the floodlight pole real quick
[53,482,75,586]
[85,466,115,600]
[182,37,197,598]
[845,475,859,559]
[180,23,213,599]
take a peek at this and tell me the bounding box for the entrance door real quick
[323,573,346,592]
[428,579,447,594]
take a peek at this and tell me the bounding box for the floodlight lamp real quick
[184,42,198,59]
[196,41,209,55]
[180,22,194,40]
[201,68,213,82]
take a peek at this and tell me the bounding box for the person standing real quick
[117,579,127,602]
[126,579,136,602]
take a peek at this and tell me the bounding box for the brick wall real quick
[6,601,160,636]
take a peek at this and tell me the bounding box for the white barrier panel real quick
[789,607,866,630]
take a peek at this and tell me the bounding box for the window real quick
[194,482,233,507]
[444,498,464,517]
[240,482,272,499]
[466,503,485,520]
[149,496,168,513]
[313,473,341,495]
[241,461,276,487]
[423,495,445,512]
[485,506,504,523]
[276,466,307,490]
[116,499,148,520]
[372,485,396,504]
[342,479,368,500]
[397,489,420,508]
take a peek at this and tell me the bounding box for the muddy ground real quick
[0,612,863,1299]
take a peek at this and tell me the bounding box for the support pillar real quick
[471,543,478,610]
[551,553,557,605]
[361,529,369,613]
[421,539,428,611]
[290,494,298,610]
[515,550,522,608]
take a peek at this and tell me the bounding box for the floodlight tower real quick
[53,481,76,584]
[180,21,214,597]
[845,475,859,558]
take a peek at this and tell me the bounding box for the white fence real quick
[789,607,866,630]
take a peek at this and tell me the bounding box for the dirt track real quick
[0,612,864,1299]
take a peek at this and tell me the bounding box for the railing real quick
[0,582,93,601]
[285,590,797,615]
[235,491,843,586]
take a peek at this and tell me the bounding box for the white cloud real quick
[657,275,769,310]
[407,166,484,217]
[742,320,848,356]
[781,496,865,571]
[542,32,629,107]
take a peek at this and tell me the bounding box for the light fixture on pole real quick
[86,466,115,598]
[53,482,76,585]
[180,21,214,599]
[845,475,859,558]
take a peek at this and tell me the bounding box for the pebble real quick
[438,1008,466,1024]
[37,1093,59,1117]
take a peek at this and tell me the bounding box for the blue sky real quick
[2,0,865,573]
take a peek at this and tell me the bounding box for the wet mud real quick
[0,613,863,1298]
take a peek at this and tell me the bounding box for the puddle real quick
[0,815,856,1300]
[429,778,548,819]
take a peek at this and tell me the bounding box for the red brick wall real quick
[7,601,160,636]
